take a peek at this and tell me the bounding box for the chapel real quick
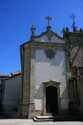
[0,17,83,121]
[18,17,83,120]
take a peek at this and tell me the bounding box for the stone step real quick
[32,114,82,122]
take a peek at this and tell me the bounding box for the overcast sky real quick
[0,0,83,75]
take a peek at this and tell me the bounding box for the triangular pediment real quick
[33,30,64,43]
[21,27,65,47]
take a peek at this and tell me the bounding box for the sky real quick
[0,0,83,75]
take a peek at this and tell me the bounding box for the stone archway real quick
[42,80,60,115]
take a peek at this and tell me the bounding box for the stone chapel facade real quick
[18,19,83,119]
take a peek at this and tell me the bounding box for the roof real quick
[0,75,9,80]
[21,26,64,47]
[4,72,22,80]
[0,72,22,80]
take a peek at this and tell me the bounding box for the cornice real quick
[21,41,65,50]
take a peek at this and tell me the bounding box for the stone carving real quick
[45,49,56,59]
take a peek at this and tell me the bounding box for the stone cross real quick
[45,16,52,26]
[70,14,76,22]
[30,25,36,36]
[70,14,76,30]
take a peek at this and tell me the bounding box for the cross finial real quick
[70,14,76,31]
[45,16,52,26]
[30,25,36,36]
[70,14,76,22]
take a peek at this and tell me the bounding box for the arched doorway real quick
[46,86,58,114]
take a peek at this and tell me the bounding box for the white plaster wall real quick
[2,75,21,111]
[31,48,68,110]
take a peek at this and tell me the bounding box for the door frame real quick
[42,80,61,115]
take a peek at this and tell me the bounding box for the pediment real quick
[43,80,60,87]
[33,30,64,44]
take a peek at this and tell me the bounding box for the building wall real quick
[79,78,83,113]
[0,79,4,110]
[2,75,22,112]
[30,47,69,112]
